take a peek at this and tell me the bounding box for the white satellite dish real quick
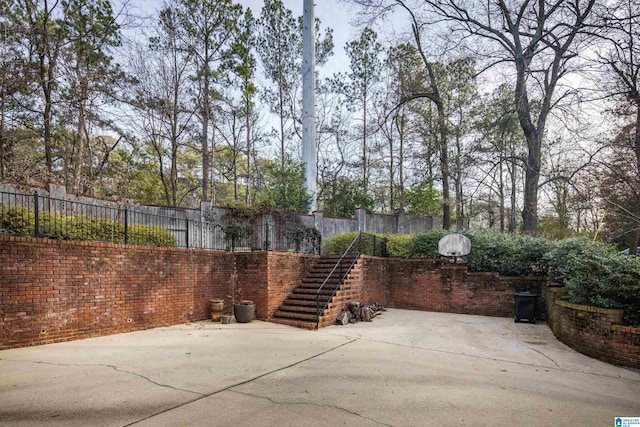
[438,233,471,258]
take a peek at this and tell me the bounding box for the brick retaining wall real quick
[1,236,316,349]
[0,236,236,349]
[352,257,546,320]
[12,232,637,373]
[547,287,639,369]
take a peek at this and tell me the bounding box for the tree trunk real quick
[454,128,464,230]
[388,117,394,212]
[437,101,450,230]
[521,131,542,234]
[363,90,368,191]
[0,92,6,179]
[202,73,210,203]
[499,157,505,233]
[635,106,640,177]
[509,154,517,233]
[278,74,285,168]
[398,112,405,210]
[245,99,251,206]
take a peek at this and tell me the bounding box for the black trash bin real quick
[514,292,537,323]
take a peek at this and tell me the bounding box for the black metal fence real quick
[0,190,321,254]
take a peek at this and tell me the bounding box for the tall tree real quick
[228,7,257,206]
[21,0,72,176]
[474,84,526,233]
[419,0,597,233]
[351,1,455,228]
[0,1,33,180]
[173,0,241,202]
[441,57,477,228]
[343,27,382,193]
[597,0,640,251]
[256,0,298,167]
[61,0,122,194]
[132,5,195,207]
[383,43,425,212]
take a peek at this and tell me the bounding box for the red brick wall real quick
[316,257,545,327]
[352,258,545,319]
[0,236,235,349]
[234,252,268,318]
[1,236,321,349]
[547,287,639,369]
[359,256,387,305]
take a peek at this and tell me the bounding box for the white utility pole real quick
[302,0,317,212]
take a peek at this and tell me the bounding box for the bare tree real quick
[353,0,597,232]
[594,0,640,251]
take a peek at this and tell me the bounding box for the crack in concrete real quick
[229,389,394,427]
[319,332,640,383]
[123,338,359,426]
[525,346,561,367]
[0,357,204,397]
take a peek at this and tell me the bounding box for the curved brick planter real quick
[547,287,639,369]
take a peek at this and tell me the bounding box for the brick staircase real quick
[270,255,361,329]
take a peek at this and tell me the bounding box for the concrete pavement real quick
[1,309,639,426]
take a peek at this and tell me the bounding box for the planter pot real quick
[234,301,256,323]
[221,314,231,324]
[209,299,224,322]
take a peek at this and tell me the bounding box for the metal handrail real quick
[315,231,362,329]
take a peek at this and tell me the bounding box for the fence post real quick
[124,208,128,244]
[373,235,377,256]
[265,223,270,251]
[185,219,189,248]
[33,192,40,238]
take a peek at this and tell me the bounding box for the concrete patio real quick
[1,309,639,426]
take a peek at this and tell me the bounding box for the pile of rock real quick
[335,301,385,325]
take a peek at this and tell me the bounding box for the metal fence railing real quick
[0,190,321,254]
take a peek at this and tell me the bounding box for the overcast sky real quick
[127,0,368,77]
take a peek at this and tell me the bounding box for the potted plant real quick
[233,288,255,323]
[233,300,256,323]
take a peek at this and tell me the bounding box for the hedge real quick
[323,229,550,275]
[413,230,550,276]
[0,206,176,247]
[322,231,388,257]
[323,230,640,325]
[544,238,640,326]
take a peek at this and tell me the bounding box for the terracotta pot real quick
[209,299,224,322]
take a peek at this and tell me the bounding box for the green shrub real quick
[544,239,640,326]
[411,230,449,258]
[322,231,387,256]
[127,223,176,246]
[463,230,551,276]
[411,230,551,275]
[387,234,413,258]
[0,206,176,247]
[0,207,34,235]
[322,232,359,255]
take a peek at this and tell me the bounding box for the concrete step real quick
[269,317,317,329]
[278,305,322,314]
[272,310,317,321]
